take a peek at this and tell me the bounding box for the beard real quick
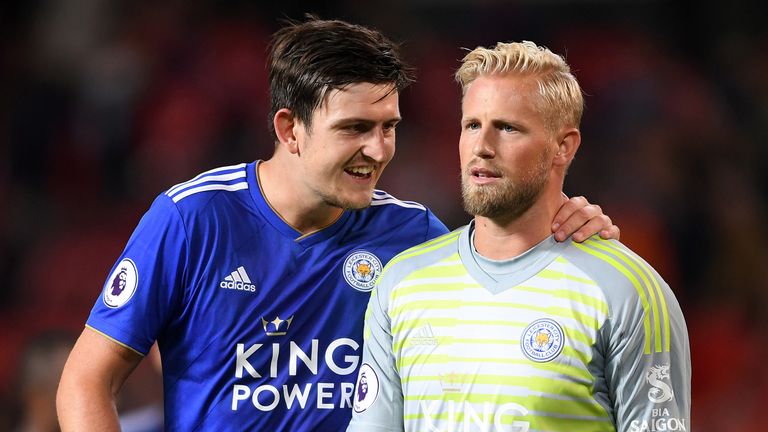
[322,194,372,210]
[316,183,375,210]
[461,154,550,221]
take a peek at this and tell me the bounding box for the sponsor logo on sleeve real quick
[343,250,383,292]
[629,410,688,431]
[353,363,380,413]
[103,258,138,308]
[646,364,674,403]
[627,365,686,431]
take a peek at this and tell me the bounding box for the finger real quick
[554,204,601,241]
[551,196,589,231]
[599,225,621,241]
[571,214,611,243]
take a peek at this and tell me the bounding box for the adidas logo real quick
[406,324,439,347]
[219,266,257,292]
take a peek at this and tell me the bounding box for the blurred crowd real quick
[1,1,766,430]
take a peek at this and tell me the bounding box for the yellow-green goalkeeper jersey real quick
[347,223,690,432]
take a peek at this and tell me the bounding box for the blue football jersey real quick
[86,161,448,431]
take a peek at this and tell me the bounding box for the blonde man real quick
[347,41,690,432]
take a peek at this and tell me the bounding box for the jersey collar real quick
[458,221,567,294]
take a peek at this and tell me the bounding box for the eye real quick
[382,122,398,133]
[501,124,517,133]
[464,121,480,130]
[343,123,370,134]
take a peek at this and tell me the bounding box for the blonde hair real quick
[455,41,584,132]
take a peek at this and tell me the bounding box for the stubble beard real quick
[316,180,376,211]
[317,159,384,211]
[322,194,372,210]
[461,156,550,221]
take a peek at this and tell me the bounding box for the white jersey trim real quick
[166,171,246,198]
[371,190,426,211]
[171,182,248,203]
[165,163,247,197]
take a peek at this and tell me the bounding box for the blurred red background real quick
[1,1,765,430]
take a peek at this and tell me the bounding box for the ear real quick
[273,108,301,154]
[552,128,581,167]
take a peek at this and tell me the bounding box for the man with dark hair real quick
[267,18,415,141]
[57,18,618,431]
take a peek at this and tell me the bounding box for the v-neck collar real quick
[458,221,566,294]
[247,161,351,247]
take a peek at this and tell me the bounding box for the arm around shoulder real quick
[57,326,144,431]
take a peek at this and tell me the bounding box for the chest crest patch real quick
[521,318,565,362]
[343,250,383,292]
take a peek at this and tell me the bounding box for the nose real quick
[362,127,394,163]
[472,129,496,159]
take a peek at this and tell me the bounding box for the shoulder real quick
[378,227,464,288]
[365,189,445,229]
[561,236,668,296]
[161,163,251,215]
[350,189,447,245]
[370,189,428,212]
[561,237,675,344]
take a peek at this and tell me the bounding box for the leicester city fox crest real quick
[343,250,383,292]
[521,318,565,362]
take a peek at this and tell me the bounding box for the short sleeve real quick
[86,194,187,355]
[424,209,449,242]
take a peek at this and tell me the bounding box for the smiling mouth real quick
[345,166,374,179]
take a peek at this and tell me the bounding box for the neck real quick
[472,184,563,260]
[258,156,343,234]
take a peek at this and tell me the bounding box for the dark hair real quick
[267,16,415,138]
